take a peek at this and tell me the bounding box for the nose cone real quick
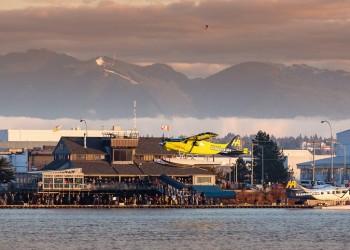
[159,141,166,147]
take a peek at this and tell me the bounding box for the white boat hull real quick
[321,205,350,210]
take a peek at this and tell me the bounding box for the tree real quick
[231,157,250,183]
[252,131,288,184]
[0,158,15,183]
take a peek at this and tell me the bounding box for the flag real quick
[161,125,170,131]
[53,125,61,132]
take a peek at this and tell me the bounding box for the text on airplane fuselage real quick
[295,192,321,196]
[210,147,231,152]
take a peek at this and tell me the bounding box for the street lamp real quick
[321,120,333,182]
[80,119,87,148]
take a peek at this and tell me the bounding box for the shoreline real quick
[0,204,314,209]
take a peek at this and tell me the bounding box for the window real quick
[58,155,66,160]
[76,154,86,160]
[197,177,212,184]
[113,149,132,161]
[59,144,64,150]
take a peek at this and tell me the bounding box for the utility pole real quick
[312,141,315,182]
[261,145,264,186]
[235,162,238,184]
[251,143,254,187]
[321,120,333,182]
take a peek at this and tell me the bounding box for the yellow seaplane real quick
[159,132,249,156]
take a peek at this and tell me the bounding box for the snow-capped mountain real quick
[0,49,350,120]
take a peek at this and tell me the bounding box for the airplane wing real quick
[185,132,218,141]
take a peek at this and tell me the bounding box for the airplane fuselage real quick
[287,186,350,201]
[163,140,231,155]
[160,132,248,156]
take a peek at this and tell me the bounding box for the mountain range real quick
[0,48,349,120]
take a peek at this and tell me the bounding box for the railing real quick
[13,182,171,192]
[13,183,86,191]
[42,183,85,191]
[84,183,151,191]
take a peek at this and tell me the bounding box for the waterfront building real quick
[0,149,28,173]
[297,129,350,184]
[12,133,236,203]
[283,150,330,181]
[0,125,134,173]
[0,146,55,173]
[0,124,239,203]
[301,141,330,154]
[41,135,216,185]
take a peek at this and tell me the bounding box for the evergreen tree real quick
[231,157,250,183]
[0,158,14,183]
[252,131,288,184]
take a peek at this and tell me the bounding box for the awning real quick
[158,174,187,190]
[191,185,236,198]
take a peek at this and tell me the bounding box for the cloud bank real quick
[1,116,348,139]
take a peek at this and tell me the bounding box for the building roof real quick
[191,185,236,198]
[283,150,313,157]
[58,137,106,155]
[135,137,172,155]
[69,161,117,175]
[297,156,350,169]
[42,160,68,171]
[112,164,143,175]
[56,136,173,156]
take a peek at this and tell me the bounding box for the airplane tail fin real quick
[285,180,308,191]
[285,180,298,190]
[226,135,243,150]
[285,179,300,199]
[225,135,249,155]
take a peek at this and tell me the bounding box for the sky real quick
[0,0,349,138]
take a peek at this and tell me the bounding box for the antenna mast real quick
[134,100,137,131]
[133,100,138,138]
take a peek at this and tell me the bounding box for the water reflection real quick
[0,209,349,250]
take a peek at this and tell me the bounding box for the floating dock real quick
[319,205,350,210]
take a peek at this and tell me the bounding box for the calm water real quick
[0,208,349,250]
